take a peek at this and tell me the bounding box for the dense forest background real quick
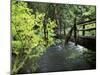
[12,0,96,74]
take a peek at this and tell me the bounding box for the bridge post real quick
[82,25,85,36]
[74,17,77,46]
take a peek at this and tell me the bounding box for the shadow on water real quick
[36,42,96,73]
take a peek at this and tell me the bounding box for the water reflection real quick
[37,42,96,72]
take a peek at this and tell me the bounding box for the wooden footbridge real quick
[55,18,96,51]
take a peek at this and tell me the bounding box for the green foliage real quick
[28,2,96,37]
[12,1,96,74]
[12,0,56,74]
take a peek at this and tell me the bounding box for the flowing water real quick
[36,42,96,73]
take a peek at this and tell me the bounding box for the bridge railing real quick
[72,18,96,45]
[76,18,96,36]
